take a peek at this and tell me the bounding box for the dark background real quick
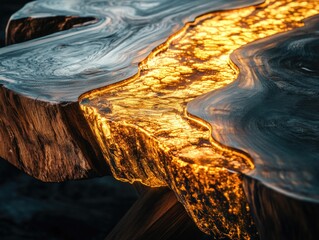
[0,1,138,239]
[0,159,137,240]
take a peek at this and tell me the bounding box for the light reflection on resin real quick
[188,15,319,200]
[0,0,262,102]
[81,0,319,238]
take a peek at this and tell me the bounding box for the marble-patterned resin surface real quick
[0,0,262,102]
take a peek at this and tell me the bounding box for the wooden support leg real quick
[105,187,210,240]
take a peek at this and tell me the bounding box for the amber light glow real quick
[81,0,319,238]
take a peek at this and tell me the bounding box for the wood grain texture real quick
[6,16,96,45]
[0,2,109,181]
[0,86,109,181]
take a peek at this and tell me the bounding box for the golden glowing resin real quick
[81,0,319,238]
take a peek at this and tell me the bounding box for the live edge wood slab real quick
[1,0,319,239]
[0,0,261,182]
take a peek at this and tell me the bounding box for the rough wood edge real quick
[0,85,109,181]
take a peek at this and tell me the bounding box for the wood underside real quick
[106,187,210,240]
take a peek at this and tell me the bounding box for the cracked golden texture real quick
[81,0,319,238]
